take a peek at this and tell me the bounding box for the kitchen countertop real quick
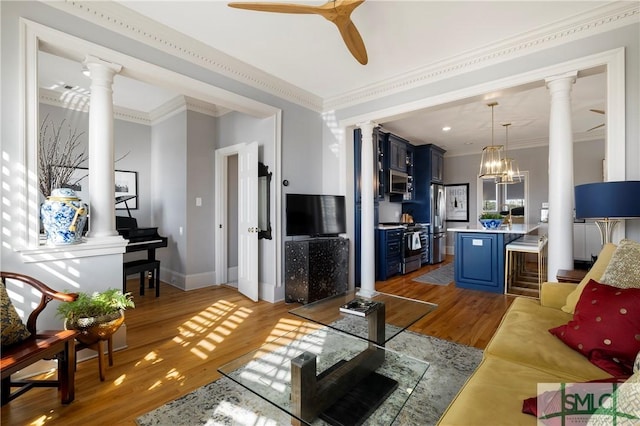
[377,224,406,230]
[446,223,540,234]
[377,223,430,230]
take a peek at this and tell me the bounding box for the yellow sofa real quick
[438,244,619,426]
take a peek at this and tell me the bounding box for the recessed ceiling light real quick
[464,142,474,145]
[442,126,451,132]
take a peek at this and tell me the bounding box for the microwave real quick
[389,170,409,194]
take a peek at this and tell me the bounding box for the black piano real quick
[117,216,167,296]
[116,216,168,256]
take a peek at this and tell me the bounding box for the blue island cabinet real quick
[454,232,520,293]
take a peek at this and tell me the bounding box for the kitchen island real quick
[447,223,540,293]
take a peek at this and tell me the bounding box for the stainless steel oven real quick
[402,226,424,274]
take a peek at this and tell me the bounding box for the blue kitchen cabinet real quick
[376,228,403,280]
[454,232,520,293]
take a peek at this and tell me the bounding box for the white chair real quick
[504,234,548,298]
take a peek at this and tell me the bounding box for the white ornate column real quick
[82,55,123,240]
[545,71,577,281]
[358,121,376,297]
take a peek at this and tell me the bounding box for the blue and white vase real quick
[41,188,88,245]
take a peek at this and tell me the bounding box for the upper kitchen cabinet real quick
[388,133,410,173]
[354,127,386,203]
[430,145,446,183]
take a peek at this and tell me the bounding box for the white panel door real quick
[238,141,259,301]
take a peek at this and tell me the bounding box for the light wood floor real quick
[1,257,515,426]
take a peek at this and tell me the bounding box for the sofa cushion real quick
[1,282,31,348]
[562,243,617,314]
[486,297,614,381]
[599,239,640,289]
[437,357,573,426]
[549,279,640,377]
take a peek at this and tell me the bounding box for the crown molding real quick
[39,87,150,124]
[44,1,637,114]
[40,88,226,126]
[44,0,323,112]
[324,2,639,111]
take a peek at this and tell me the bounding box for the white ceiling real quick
[40,1,616,155]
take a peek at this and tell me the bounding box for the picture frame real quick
[445,183,469,222]
[52,166,138,210]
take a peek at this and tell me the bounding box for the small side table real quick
[556,269,587,284]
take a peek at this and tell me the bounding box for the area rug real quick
[412,263,454,286]
[136,321,482,426]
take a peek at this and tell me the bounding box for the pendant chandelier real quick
[496,123,521,185]
[478,102,505,179]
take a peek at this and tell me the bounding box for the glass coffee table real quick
[218,290,437,425]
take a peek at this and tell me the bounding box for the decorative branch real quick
[38,114,88,198]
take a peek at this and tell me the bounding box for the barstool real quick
[505,234,548,298]
[123,259,160,297]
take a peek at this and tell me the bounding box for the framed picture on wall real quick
[52,166,138,209]
[445,183,469,222]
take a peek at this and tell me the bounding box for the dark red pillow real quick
[549,279,640,376]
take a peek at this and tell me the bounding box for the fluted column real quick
[357,121,376,297]
[545,71,577,281]
[82,55,122,239]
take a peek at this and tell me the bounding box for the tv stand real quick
[285,237,349,304]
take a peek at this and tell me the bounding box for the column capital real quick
[82,55,122,77]
[545,70,578,87]
[356,121,377,132]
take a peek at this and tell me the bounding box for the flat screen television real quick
[286,193,346,237]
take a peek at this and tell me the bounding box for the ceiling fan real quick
[586,108,605,132]
[228,0,368,65]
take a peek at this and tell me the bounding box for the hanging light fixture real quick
[497,123,521,185]
[478,102,505,179]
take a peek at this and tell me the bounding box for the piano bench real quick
[123,259,160,297]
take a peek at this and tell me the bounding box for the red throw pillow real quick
[549,279,640,376]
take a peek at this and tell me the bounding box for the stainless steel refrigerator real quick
[430,183,446,264]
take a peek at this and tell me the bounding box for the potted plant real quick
[57,288,135,345]
[478,212,504,229]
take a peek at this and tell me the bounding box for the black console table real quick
[285,237,349,304]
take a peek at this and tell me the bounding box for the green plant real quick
[479,212,503,220]
[56,288,134,321]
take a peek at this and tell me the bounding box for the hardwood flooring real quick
[1,256,515,426]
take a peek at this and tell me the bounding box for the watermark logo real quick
[537,382,639,425]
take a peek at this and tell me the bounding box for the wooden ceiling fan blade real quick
[587,123,605,132]
[228,2,319,14]
[335,20,368,65]
[590,109,605,115]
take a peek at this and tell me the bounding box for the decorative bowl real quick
[479,218,504,230]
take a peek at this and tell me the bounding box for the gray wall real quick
[152,113,188,279]
[227,155,239,268]
[2,1,325,306]
[185,111,216,277]
[444,139,605,249]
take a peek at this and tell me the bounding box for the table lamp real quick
[574,181,640,244]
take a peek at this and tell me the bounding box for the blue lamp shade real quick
[575,181,640,219]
